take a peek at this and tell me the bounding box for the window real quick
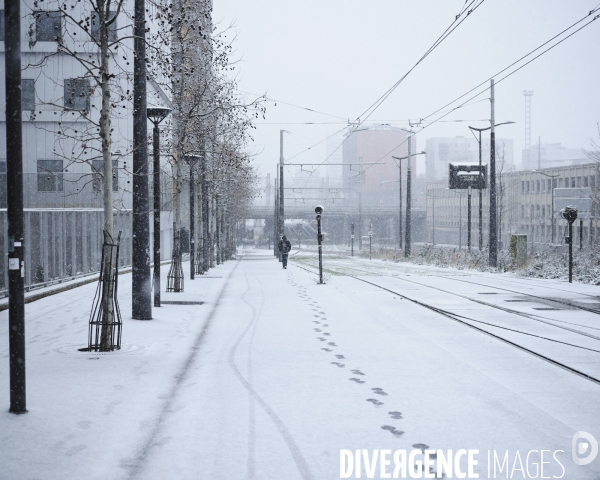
[526,181,530,193]
[64,78,90,111]
[37,160,63,191]
[536,180,540,193]
[90,11,117,42]
[521,181,525,195]
[548,179,552,191]
[22,79,35,111]
[35,11,62,41]
[0,10,5,41]
[584,176,589,187]
[92,159,118,192]
[0,161,6,208]
[592,176,596,188]
[542,180,546,193]
[521,205,525,220]
[559,178,564,188]
[571,177,576,188]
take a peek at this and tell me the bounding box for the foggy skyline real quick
[213,0,600,179]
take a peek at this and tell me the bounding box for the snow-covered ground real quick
[1,247,600,479]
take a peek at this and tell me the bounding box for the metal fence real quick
[0,209,174,292]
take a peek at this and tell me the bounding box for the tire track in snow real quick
[227,262,315,480]
[125,260,241,480]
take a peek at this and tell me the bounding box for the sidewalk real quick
[1,247,600,479]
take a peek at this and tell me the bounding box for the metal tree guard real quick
[167,229,184,292]
[80,231,123,352]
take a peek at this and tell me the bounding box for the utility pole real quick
[404,135,412,257]
[351,222,354,256]
[489,79,498,267]
[467,186,472,252]
[478,130,483,251]
[5,0,26,414]
[398,160,403,250]
[132,0,151,319]
[279,130,284,243]
[358,192,363,250]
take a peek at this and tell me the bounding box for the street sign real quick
[368,231,373,236]
[449,163,487,190]
[554,187,592,219]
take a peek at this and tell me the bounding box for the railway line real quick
[291,254,600,386]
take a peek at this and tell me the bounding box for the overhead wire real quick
[356,5,600,177]
[289,0,489,188]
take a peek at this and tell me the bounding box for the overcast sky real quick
[212,0,600,180]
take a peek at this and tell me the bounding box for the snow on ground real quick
[1,247,600,479]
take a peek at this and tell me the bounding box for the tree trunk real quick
[99,1,114,350]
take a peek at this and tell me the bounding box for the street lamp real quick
[531,170,560,244]
[392,150,425,251]
[147,107,171,307]
[185,155,200,280]
[468,121,515,256]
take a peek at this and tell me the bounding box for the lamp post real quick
[468,120,515,252]
[531,170,560,244]
[351,222,354,256]
[392,150,425,252]
[315,205,324,284]
[147,107,171,307]
[185,155,200,279]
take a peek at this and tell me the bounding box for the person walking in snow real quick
[278,235,292,269]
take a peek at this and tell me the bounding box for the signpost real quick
[449,163,487,252]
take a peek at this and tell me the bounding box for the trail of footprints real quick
[288,272,431,451]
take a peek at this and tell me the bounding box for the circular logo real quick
[572,431,598,466]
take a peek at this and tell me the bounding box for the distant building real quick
[521,143,588,170]
[343,124,415,208]
[425,136,514,183]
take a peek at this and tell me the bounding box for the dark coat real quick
[278,239,292,254]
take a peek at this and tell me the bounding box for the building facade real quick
[425,162,599,249]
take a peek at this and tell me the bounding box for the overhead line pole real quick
[279,130,284,247]
[489,79,498,267]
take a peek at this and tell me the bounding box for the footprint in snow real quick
[327,342,337,346]
[351,369,365,376]
[321,348,332,352]
[412,443,430,451]
[331,362,345,368]
[381,425,404,437]
[313,321,321,324]
[367,398,384,406]
[335,354,345,359]
[372,387,388,396]
[314,328,322,332]
[350,378,365,384]
[317,337,326,341]
[323,333,331,336]
[388,411,403,419]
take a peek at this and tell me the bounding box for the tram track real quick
[291,258,600,386]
